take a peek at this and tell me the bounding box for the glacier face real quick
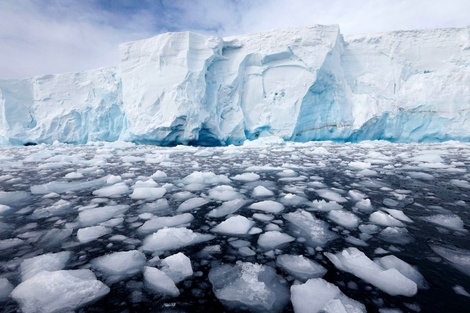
[0,25,469,145]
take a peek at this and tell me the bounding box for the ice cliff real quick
[1,25,469,145]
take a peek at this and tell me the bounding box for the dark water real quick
[0,142,469,312]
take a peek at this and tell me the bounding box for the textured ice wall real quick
[0,67,124,145]
[0,25,469,145]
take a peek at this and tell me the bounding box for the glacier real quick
[0,25,469,145]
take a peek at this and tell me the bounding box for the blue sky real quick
[1,0,469,79]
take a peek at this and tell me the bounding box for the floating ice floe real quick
[138,213,194,234]
[30,177,107,195]
[209,261,289,313]
[212,215,254,235]
[249,200,285,214]
[11,270,109,313]
[232,172,261,182]
[325,247,418,296]
[374,255,427,289]
[177,197,209,212]
[257,231,295,250]
[276,254,327,281]
[181,171,230,185]
[142,227,215,253]
[315,189,347,203]
[430,244,470,277]
[77,226,112,243]
[328,210,360,229]
[20,251,71,281]
[160,252,193,283]
[208,185,242,201]
[370,211,406,227]
[420,214,466,232]
[206,199,247,218]
[93,182,130,197]
[79,204,130,226]
[130,187,166,201]
[252,185,275,198]
[284,209,338,247]
[291,278,366,313]
[91,250,146,284]
[379,227,413,244]
[310,200,343,211]
[144,266,180,297]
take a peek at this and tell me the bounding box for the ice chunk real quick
[91,250,146,284]
[181,171,230,185]
[450,179,470,189]
[92,182,130,197]
[32,199,72,218]
[160,252,193,283]
[142,227,215,253]
[328,210,360,229]
[65,171,84,179]
[209,261,289,313]
[232,172,261,182]
[325,247,417,296]
[138,213,194,234]
[280,193,307,206]
[252,185,275,197]
[453,285,470,297]
[20,251,72,281]
[0,204,12,215]
[208,185,242,201]
[291,278,366,313]
[176,197,209,212]
[420,214,466,232]
[354,199,373,212]
[370,211,406,227]
[151,170,168,179]
[144,266,180,297]
[276,255,327,281]
[77,226,112,243]
[130,187,166,201]
[348,190,367,201]
[383,208,413,223]
[79,204,129,226]
[0,278,14,301]
[11,270,109,313]
[375,255,427,289]
[348,161,371,170]
[430,244,470,277]
[0,238,24,250]
[315,189,347,203]
[379,227,413,244]
[207,199,247,218]
[310,200,342,211]
[257,231,295,250]
[212,215,254,235]
[284,209,338,247]
[249,200,284,214]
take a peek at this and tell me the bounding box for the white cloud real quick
[1,0,468,79]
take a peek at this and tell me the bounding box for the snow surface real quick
[1,26,469,145]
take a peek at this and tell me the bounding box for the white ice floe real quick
[310,200,342,211]
[0,238,25,250]
[252,185,275,198]
[92,182,130,197]
[328,210,360,229]
[138,213,194,234]
[453,285,470,297]
[160,252,193,283]
[315,189,347,203]
[348,190,367,201]
[91,250,146,284]
[151,170,168,179]
[0,204,12,215]
[248,200,285,214]
[354,199,373,212]
[374,255,427,289]
[430,244,470,277]
[325,247,417,296]
[77,226,112,243]
[32,199,72,218]
[276,254,327,281]
[208,185,242,201]
[280,194,307,206]
[450,179,470,189]
[206,199,247,218]
[420,214,466,232]
[181,171,230,185]
[348,161,372,170]
[284,209,338,247]
[370,211,406,227]
[11,270,109,313]
[79,204,129,226]
[20,251,72,281]
[144,266,180,297]
[379,227,412,244]
[176,197,209,212]
[383,208,413,223]
[209,261,289,313]
[257,231,295,250]
[130,187,166,201]
[211,215,254,235]
[142,227,215,253]
[232,172,261,182]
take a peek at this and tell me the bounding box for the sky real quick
[1,0,469,79]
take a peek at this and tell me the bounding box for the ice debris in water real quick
[91,250,146,284]
[160,252,193,283]
[181,171,230,185]
[232,172,261,182]
[209,261,289,313]
[252,185,275,197]
[130,187,166,200]
[206,199,247,218]
[430,244,470,277]
[144,266,180,297]
[77,225,112,243]
[325,247,418,296]
[211,215,254,235]
[328,210,360,229]
[11,270,109,313]
[79,204,129,226]
[177,197,209,212]
[257,231,295,251]
[20,251,71,281]
[208,185,242,201]
[276,254,327,281]
[420,214,466,232]
[248,200,285,214]
[142,227,215,253]
[291,278,366,313]
[137,213,194,234]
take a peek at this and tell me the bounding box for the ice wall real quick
[0,25,469,145]
[0,67,124,145]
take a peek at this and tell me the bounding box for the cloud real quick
[1,0,468,79]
